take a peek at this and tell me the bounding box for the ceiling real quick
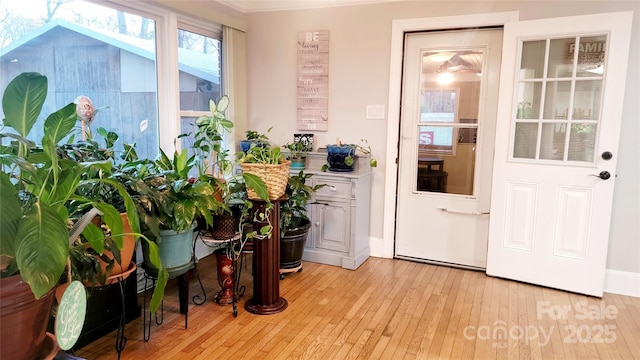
[216,0,400,13]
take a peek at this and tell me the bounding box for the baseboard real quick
[369,236,393,258]
[604,269,640,298]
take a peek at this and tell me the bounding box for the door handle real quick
[589,171,611,180]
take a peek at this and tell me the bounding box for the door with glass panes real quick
[487,12,632,296]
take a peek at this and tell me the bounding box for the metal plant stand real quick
[194,230,248,317]
[141,256,205,341]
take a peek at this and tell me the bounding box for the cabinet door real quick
[314,202,351,253]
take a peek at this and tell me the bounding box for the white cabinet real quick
[300,152,372,270]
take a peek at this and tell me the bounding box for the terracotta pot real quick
[0,274,56,360]
[102,213,136,277]
[86,213,136,284]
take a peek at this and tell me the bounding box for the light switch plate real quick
[366,104,385,120]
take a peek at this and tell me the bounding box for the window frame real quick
[95,0,224,155]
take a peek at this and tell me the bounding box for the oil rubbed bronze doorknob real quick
[589,171,611,180]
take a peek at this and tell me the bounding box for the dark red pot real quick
[0,274,56,360]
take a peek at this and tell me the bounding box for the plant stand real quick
[279,263,303,280]
[245,198,288,315]
[141,264,205,341]
[194,231,246,317]
[103,262,137,360]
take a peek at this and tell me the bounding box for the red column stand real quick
[245,197,288,315]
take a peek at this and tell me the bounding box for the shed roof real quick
[0,19,220,84]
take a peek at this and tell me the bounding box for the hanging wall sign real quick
[297,30,329,131]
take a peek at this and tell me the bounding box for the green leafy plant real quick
[283,140,310,158]
[281,170,325,236]
[0,73,165,311]
[321,138,377,172]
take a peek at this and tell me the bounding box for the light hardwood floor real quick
[75,255,640,359]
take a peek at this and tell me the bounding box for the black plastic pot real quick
[280,219,311,269]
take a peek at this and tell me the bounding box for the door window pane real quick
[516,82,542,119]
[576,35,607,78]
[513,123,538,159]
[543,81,571,119]
[568,124,597,162]
[539,123,566,160]
[548,38,575,78]
[573,80,602,120]
[520,40,546,79]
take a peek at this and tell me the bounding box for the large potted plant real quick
[280,170,325,272]
[0,72,165,359]
[187,96,268,239]
[133,146,226,278]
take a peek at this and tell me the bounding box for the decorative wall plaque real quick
[297,30,329,131]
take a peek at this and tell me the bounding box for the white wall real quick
[243,1,639,277]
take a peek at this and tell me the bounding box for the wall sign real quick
[297,30,329,131]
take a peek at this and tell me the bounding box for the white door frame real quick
[381,11,520,258]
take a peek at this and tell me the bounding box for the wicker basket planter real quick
[240,160,291,200]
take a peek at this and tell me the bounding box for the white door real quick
[487,12,633,296]
[395,29,503,269]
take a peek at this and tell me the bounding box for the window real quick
[418,89,459,154]
[0,0,223,161]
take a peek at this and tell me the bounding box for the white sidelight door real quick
[486,12,633,296]
[395,29,503,269]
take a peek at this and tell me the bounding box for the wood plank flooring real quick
[75,255,640,359]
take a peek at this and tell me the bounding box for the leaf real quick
[0,173,21,257]
[81,222,106,254]
[216,95,229,112]
[15,201,68,299]
[242,173,269,201]
[43,102,77,144]
[143,239,167,314]
[94,202,124,250]
[2,72,47,138]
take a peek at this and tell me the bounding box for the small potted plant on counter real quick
[322,138,377,172]
[283,140,311,170]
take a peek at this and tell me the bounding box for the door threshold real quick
[394,255,486,272]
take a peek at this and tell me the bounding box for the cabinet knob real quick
[315,222,320,226]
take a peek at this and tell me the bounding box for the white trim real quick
[604,269,640,298]
[156,12,181,154]
[382,11,520,259]
[368,236,387,258]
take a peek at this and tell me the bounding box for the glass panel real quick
[418,125,454,153]
[539,123,566,160]
[178,29,222,111]
[543,81,571,119]
[576,35,607,77]
[568,124,597,162]
[516,82,542,119]
[548,37,575,78]
[0,1,160,160]
[513,123,538,159]
[573,80,602,120]
[420,89,457,122]
[416,126,477,195]
[416,46,484,196]
[520,40,546,79]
